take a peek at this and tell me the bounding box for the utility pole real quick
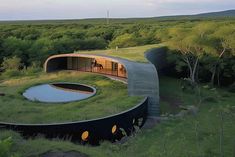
[106,10,110,25]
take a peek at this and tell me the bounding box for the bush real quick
[203,96,218,103]
[22,62,42,76]
[0,137,13,157]
[24,67,42,76]
[228,83,235,93]
[109,33,138,48]
[82,37,108,50]
[1,56,22,71]
[2,69,22,78]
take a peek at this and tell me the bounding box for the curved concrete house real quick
[45,53,159,117]
[0,49,160,144]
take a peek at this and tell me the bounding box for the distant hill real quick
[60,10,235,23]
[194,9,235,17]
[0,10,234,24]
[154,9,235,20]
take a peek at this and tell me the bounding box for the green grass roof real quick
[78,44,163,63]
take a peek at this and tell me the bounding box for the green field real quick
[1,76,234,157]
[0,71,142,124]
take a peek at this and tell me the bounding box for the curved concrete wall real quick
[0,98,148,145]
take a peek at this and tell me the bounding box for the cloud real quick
[0,0,234,20]
[149,0,231,2]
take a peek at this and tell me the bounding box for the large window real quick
[66,57,127,78]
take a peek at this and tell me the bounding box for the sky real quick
[0,0,234,20]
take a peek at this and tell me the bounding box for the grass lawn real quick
[78,44,163,63]
[1,76,234,157]
[0,71,142,124]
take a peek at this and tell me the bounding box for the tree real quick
[167,28,197,84]
[204,24,235,85]
[2,37,32,67]
[109,33,138,48]
[1,56,22,71]
[167,23,213,84]
[28,38,54,65]
[80,37,108,50]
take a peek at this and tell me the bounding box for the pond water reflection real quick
[23,83,96,103]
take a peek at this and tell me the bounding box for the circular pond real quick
[23,83,96,103]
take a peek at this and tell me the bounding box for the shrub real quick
[82,37,108,50]
[228,83,235,93]
[109,33,138,48]
[203,96,218,103]
[1,56,22,71]
[0,137,13,157]
[2,69,22,78]
[22,62,42,76]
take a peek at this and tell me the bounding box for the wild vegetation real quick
[0,19,234,86]
[163,22,235,86]
[0,18,235,157]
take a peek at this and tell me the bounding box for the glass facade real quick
[66,57,127,78]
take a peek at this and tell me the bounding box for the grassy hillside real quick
[1,76,234,157]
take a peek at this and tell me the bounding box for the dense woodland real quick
[0,19,234,86]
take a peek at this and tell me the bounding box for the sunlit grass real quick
[78,44,164,62]
[1,77,234,157]
[0,71,142,124]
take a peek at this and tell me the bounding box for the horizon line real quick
[0,9,234,22]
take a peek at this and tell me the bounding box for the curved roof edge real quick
[44,49,161,117]
[44,53,132,72]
